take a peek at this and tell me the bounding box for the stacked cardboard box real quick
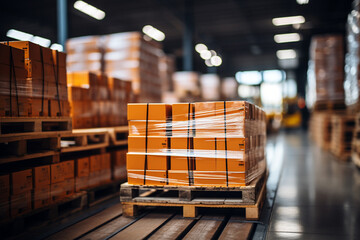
[0,41,70,117]
[309,112,333,150]
[309,35,345,107]
[127,101,266,187]
[159,55,175,102]
[111,149,127,180]
[67,71,133,128]
[75,153,112,191]
[10,169,33,217]
[66,36,103,73]
[0,175,10,219]
[103,32,162,102]
[330,115,355,161]
[50,160,75,202]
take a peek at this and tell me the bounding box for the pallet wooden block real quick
[105,126,128,146]
[0,117,72,137]
[120,172,267,220]
[87,179,123,207]
[60,128,109,153]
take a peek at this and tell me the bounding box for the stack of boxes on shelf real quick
[67,71,134,128]
[309,113,332,150]
[111,149,127,181]
[0,42,70,117]
[127,101,266,187]
[66,32,166,103]
[309,35,345,109]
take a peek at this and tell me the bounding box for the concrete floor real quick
[266,130,360,240]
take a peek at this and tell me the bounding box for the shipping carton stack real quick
[67,72,133,128]
[66,36,103,73]
[309,35,346,111]
[0,42,70,117]
[126,101,266,187]
[159,55,175,102]
[309,112,332,150]
[103,32,162,103]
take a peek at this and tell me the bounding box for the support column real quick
[183,0,194,71]
[57,0,68,51]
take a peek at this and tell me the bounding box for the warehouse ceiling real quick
[0,0,352,92]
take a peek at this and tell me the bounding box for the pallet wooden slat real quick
[218,217,253,240]
[48,203,123,240]
[183,216,224,240]
[0,117,72,136]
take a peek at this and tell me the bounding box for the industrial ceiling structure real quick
[0,0,352,94]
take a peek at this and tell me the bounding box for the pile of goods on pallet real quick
[0,42,70,117]
[351,113,360,167]
[67,71,135,128]
[126,101,266,186]
[67,32,170,103]
[308,35,356,161]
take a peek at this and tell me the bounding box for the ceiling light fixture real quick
[210,55,222,66]
[276,49,297,59]
[200,50,212,60]
[296,0,309,5]
[50,43,64,52]
[74,0,106,20]
[195,43,207,53]
[32,36,51,47]
[272,16,305,26]
[6,29,33,41]
[142,25,165,41]
[274,33,301,43]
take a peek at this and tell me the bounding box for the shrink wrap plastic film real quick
[0,41,69,117]
[345,10,360,106]
[127,101,266,187]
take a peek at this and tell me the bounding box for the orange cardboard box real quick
[193,171,227,187]
[89,172,101,187]
[11,169,33,195]
[29,97,49,117]
[0,43,25,68]
[194,102,216,137]
[33,185,50,209]
[128,120,167,136]
[62,160,75,180]
[76,157,90,177]
[50,181,66,203]
[64,178,75,196]
[193,137,216,171]
[101,153,111,170]
[127,103,172,121]
[75,176,89,191]
[128,136,146,152]
[127,153,168,170]
[10,191,32,217]
[33,165,50,188]
[0,175,10,197]
[127,170,167,186]
[2,41,53,63]
[227,172,246,186]
[172,103,194,136]
[168,170,190,186]
[51,163,64,183]
[90,155,102,173]
[170,137,192,170]
[215,137,248,171]
[0,96,31,117]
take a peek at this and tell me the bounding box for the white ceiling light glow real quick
[50,43,64,52]
[142,25,165,41]
[274,33,301,43]
[272,16,305,26]
[6,29,33,41]
[276,49,297,59]
[32,36,51,47]
[195,43,207,53]
[74,0,106,20]
[296,0,309,5]
[210,55,222,66]
[200,50,212,60]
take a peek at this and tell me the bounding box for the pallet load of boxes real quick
[120,101,267,219]
[0,41,128,233]
[308,34,356,161]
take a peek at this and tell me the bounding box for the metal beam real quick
[183,0,194,71]
[57,0,67,50]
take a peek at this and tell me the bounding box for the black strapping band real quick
[186,103,192,186]
[224,101,229,186]
[143,103,149,185]
[40,47,45,116]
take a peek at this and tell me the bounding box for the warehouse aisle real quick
[266,131,360,240]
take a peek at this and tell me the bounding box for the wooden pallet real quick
[120,172,267,220]
[0,133,60,165]
[0,117,72,137]
[105,126,128,146]
[60,128,109,153]
[87,179,124,207]
[313,101,346,111]
[0,191,87,236]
